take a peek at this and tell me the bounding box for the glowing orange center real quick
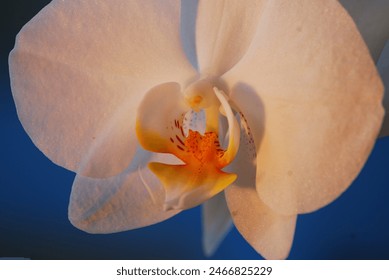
[184,130,225,167]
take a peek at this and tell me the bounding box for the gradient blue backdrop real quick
[1,1,389,260]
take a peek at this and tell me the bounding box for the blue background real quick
[1,1,389,260]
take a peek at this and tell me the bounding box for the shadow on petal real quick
[229,82,265,188]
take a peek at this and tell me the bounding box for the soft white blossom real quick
[9,0,384,259]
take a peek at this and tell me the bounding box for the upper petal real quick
[9,0,196,177]
[377,41,389,137]
[196,0,265,76]
[340,0,389,62]
[223,0,384,215]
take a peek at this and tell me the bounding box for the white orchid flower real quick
[9,0,384,259]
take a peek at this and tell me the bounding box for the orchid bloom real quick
[9,0,384,259]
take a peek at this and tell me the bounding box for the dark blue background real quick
[1,1,389,260]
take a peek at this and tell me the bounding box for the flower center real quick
[135,80,240,210]
[184,130,224,167]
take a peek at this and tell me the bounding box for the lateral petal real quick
[223,0,384,215]
[9,0,196,177]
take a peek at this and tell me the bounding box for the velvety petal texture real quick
[377,41,389,137]
[340,0,389,62]
[9,0,196,177]
[202,192,233,256]
[223,0,384,215]
[196,0,265,76]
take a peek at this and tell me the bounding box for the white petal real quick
[201,192,233,256]
[340,0,389,62]
[69,149,180,233]
[196,0,265,75]
[9,0,196,177]
[223,0,384,215]
[377,40,389,137]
